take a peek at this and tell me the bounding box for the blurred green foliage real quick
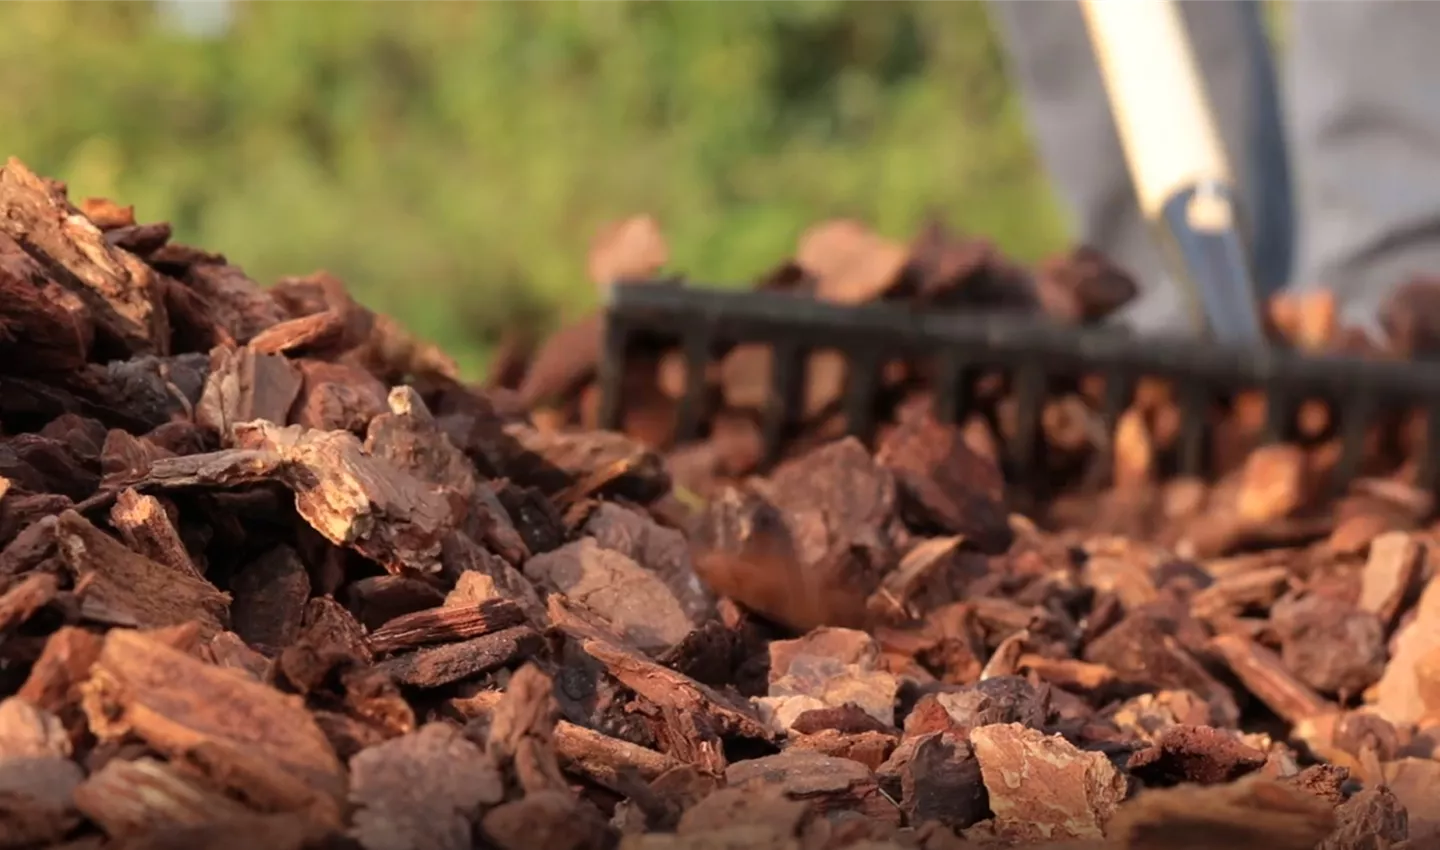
[0,1,1069,376]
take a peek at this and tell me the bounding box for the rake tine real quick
[1330,394,1373,499]
[1093,372,1134,486]
[602,283,1440,492]
[761,342,805,468]
[1421,405,1440,493]
[598,315,629,432]
[1010,364,1046,479]
[1178,382,1208,476]
[933,352,969,425]
[1262,385,1292,444]
[674,331,713,442]
[844,348,882,445]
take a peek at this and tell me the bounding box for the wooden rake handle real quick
[1078,0,1265,345]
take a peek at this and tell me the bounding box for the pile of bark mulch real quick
[0,157,1432,850]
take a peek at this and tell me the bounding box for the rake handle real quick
[1078,0,1267,347]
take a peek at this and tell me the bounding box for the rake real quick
[597,0,1440,497]
[598,281,1440,496]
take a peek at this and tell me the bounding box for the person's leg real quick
[1286,1,1440,339]
[989,0,1292,333]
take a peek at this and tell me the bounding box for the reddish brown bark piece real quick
[73,756,254,840]
[79,628,347,826]
[110,488,204,580]
[1125,724,1267,787]
[481,791,612,850]
[525,537,694,654]
[55,509,229,637]
[875,731,987,829]
[969,723,1127,842]
[579,635,773,743]
[724,749,898,825]
[1033,245,1138,324]
[0,232,93,374]
[348,722,504,850]
[1085,613,1240,728]
[365,598,526,654]
[229,545,311,656]
[0,697,69,759]
[582,502,714,624]
[0,158,168,356]
[554,719,681,792]
[178,260,287,345]
[487,663,569,795]
[1269,593,1386,697]
[503,421,671,505]
[762,627,899,730]
[797,219,909,305]
[196,345,303,442]
[1107,774,1336,850]
[1360,531,1425,633]
[0,755,84,847]
[517,312,602,410]
[375,625,542,688]
[1210,634,1332,726]
[875,412,1012,554]
[289,358,391,434]
[345,575,446,631]
[227,422,453,574]
[1318,785,1408,850]
[0,571,59,636]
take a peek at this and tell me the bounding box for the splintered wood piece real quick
[79,628,347,825]
[54,510,228,637]
[248,310,347,357]
[554,720,681,792]
[365,598,526,654]
[348,722,504,850]
[0,158,169,356]
[109,489,204,580]
[228,422,454,575]
[365,386,477,509]
[1210,634,1332,725]
[73,756,254,840]
[375,625,542,689]
[581,637,773,743]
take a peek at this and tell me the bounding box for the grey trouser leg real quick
[989,0,1292,335]
[1286,2,1440,336]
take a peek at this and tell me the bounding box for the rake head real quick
[599,282,1440,498]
